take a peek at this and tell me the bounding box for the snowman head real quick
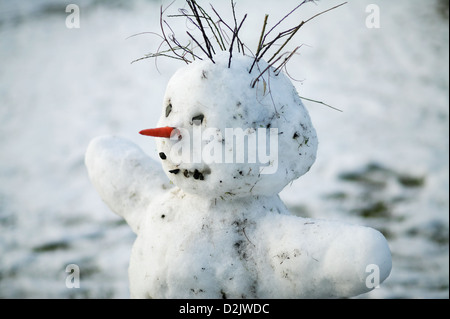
[141,53,317,198]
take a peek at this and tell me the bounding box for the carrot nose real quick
[139,127,178,139]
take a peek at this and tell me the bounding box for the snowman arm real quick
[85,135,171,233]
[257,216,392,298]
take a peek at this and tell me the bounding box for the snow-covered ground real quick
[0,0,448,298]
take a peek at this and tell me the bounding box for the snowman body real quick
[86,54,391,298]
[128,190,390,299]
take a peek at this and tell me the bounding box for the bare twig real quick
[169,7,225,52]
[269,1,347,64]
[187,31,212,62]
[299,96,343,112]
[255,15,269,58]
[211,4,246,55]
[169,33,202,61]
[249,14,269,73]
[304,2,347,25]
[187,0,215,61]
[273,46,302,74]
[262,0,311,44]
[251,1,347,73]
[228,13,248,68]
[130,0,347,98]
[197,6,226,51]
[160,2,191,64]
[251,54,286,88]
[243,227,256,247]
[126,31,164,41]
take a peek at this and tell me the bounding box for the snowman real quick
[85,52,391,298]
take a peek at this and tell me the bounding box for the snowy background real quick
[0,0,448,298]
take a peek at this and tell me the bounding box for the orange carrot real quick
[139,127,176,138]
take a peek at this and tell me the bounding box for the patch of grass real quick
[354,200,391,219]
[324,191,348,201]
[397,175,425,188]
[338,170,387,190]
[289,204,311,218]
[437,0,449,19]
[338,162,426,190]
[33,241,70,253]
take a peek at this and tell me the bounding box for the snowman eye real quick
[165,102,172,118]
[191,114,205,125]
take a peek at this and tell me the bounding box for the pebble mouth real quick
[168,166,212,181]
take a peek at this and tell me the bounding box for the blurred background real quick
[0,0,448,298]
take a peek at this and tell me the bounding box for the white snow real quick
[0,0,448,298]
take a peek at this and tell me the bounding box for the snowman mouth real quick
[168,166,212,181]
